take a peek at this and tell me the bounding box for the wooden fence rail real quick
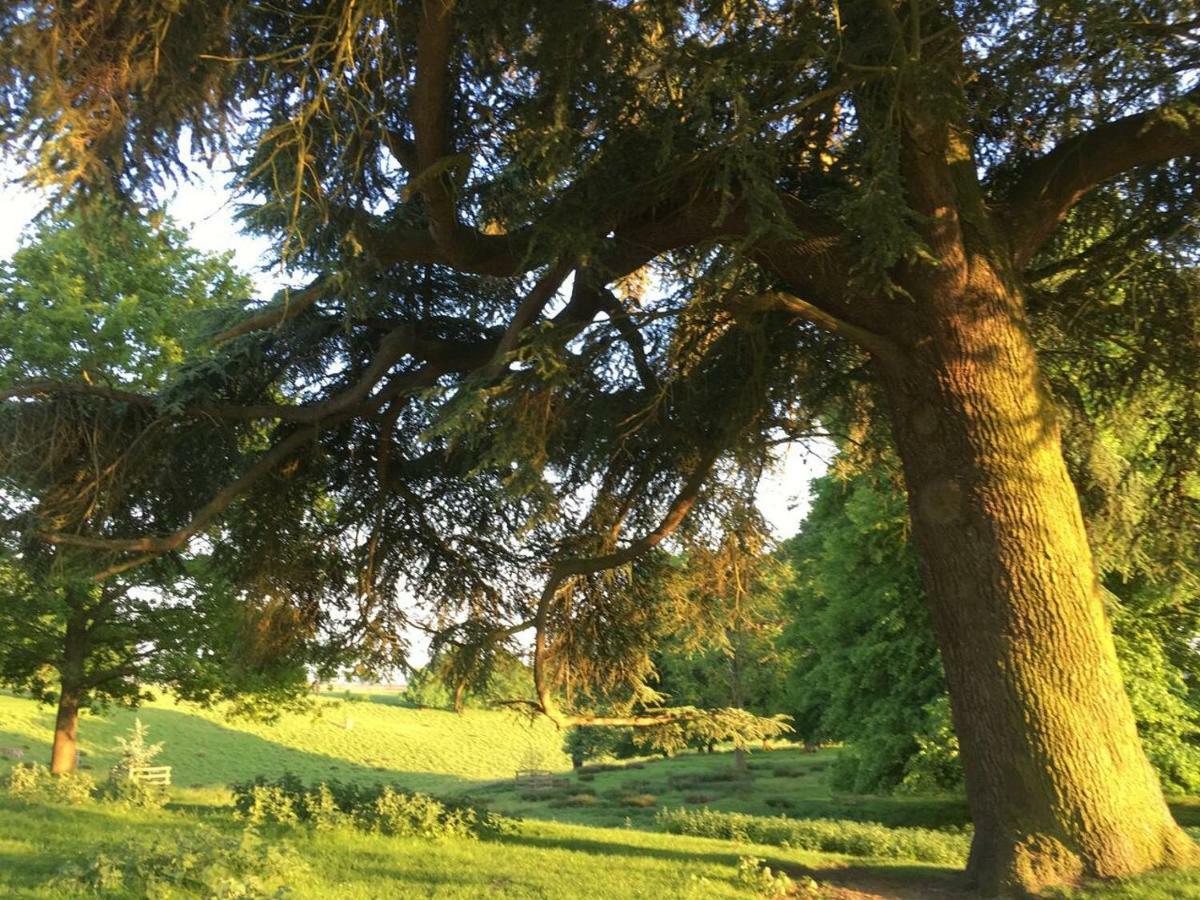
[124,765,172,786]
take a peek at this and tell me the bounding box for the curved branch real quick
[481,261,575,377]
[746,291,908,370]
[42,421,327,557]
[1002,88,1200,267]
[212,279,328,344]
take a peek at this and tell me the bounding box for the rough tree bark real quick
[875,255,1195,894]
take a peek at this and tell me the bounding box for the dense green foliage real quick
[11,0,1190,730]
[782,460,1200,794]
[779,466,949,794]
[404,649,535,711]
[2,2,1200,884]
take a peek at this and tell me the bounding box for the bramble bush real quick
[231,773,514,839]
[656,807,969,864]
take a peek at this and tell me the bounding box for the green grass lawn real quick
[3,689,1200,898]
[0,690,571,795]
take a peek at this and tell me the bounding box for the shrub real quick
[577,762,624,774]
[620,793,657,808]
[735,856,795,899]
[764,796,794,810]
[684,793,715,804]
[5,763,94,805]
[56,828,300,898]
[102,718,169,808]
[301,782,343,830]
[230,774,513,840]
[363,788,481,839]
[111,718,164,772]
[240,784,303,826]
[655,808,970,865]
[99,775,168,809]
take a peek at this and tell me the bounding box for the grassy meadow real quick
[2,689,1200,898]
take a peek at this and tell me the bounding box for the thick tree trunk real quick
[49,686,81,774]
[877,264,1195,895]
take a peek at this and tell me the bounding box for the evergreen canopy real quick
[2,1,1199,891]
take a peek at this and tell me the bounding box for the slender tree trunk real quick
[877,264,1195,894]
[50,613,87,774]
[729,633,748,776]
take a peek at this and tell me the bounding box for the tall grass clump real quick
[656,807,969,864]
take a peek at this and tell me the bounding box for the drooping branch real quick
[40,421,326,558]
[1002,87,1200,267]
[529,443,723,724]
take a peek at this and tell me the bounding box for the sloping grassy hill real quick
[0,690,570,793]
[2,690,1200,898]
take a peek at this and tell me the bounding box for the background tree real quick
[404,648,534,711]
[654,543,795,765]
[3,2,1200,890]
[0,207,332,772]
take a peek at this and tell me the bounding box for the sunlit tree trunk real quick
[877,261,1195,894]
[49,686,81,774]
[49,613,86,774]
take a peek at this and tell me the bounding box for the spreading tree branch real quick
[1003,87,1200,267]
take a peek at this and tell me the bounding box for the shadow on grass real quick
[782,860,971,898]
[496,826,969,897]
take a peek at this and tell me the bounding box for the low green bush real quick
[55,827,301,898]
[656,807,969,864]
[561,796,600,811]
[4,763,95,805]
[769,765,805,778]
[231,773,514,840]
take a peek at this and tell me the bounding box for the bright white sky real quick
[1,162,828,667]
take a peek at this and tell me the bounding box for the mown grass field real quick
[2,689,1200,898]
[0,690,572,796]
